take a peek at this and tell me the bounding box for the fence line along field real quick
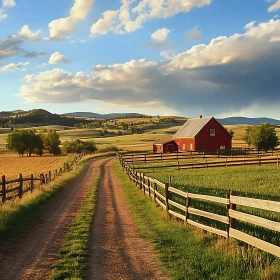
[0,155,76,179]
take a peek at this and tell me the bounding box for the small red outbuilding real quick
[153,116,232,153]
[153,139,178,153]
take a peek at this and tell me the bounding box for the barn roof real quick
[172,117,213,138]
[154,139,175,145]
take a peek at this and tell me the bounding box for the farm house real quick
[153,139,178,153]
[153,116,232,153]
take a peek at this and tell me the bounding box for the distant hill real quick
[63,112,148,119]
[0,109,91,127]
[218,117,280,125]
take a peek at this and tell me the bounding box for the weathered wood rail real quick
[122,149,279,164]
[0,153,84,203]
[117,153,280,258]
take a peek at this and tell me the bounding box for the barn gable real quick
[172,117,212,139]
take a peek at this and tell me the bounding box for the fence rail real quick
[117,153,280,258]
[0,153,84,203]
[121,149,279,164]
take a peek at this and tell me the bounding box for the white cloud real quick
[49,0,94,39]
[151,28,171,42]
[49,52,69,64]
[18,25,41,40]
[2,0,15,8]
[244,21,256,30]
[1,61,29,71]
[0,8,7,20]
[268,0,280,12]
[90,0,212,36]
[70,38,87,43]
[184,26,202,41]
[19,19,280,117]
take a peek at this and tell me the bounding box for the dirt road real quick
[0,157,169,280]
[0,158,102,280]
[86,160,170,280]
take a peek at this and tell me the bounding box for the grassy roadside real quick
[50,162,102,280]
[113,160,280,280]
[0,154,106,244]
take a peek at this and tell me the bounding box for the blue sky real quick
[1,0,280,118]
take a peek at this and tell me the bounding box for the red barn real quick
[173,116,232,152]
[153,116,232,153]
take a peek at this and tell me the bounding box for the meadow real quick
[0,155,76,179]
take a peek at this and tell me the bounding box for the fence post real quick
[185,194,191,221]
[49,170,52,181]
[2,175,6,203]
[161,153,163,161]
[203,149,205,158]
[229,191,236,230]
[217,149,219,158]
[165,183,169,213]
[226,193,230,238]
[19,174,23,198]
[154,182,157,202]
[259,156,261,166]
[145,154,147,163]
[277,156,279,167]
[177,160,180,170]
[225,157,227,167]
[30,174,34,192]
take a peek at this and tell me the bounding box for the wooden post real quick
[177,160,180,170]
[225,157,227,167]
[2,175,6,203]
[49,170,52,181]
[277,155,279,167]
[229,191,236,230]
[132,153,134,164]
[154,182,157,202]
[169,175,172,186]
[148,178,151,197]
[217,149,219,158]
[203,149,205,158]
[206,160,208,168]
[177,151,179,160]
[145,154,147,163]
[259,156,261,166]
[30,174,34,192]
[165,183,169,212]
[226,193,230,237]
[161,153,163,161]
[19,174,23,198]
[185,194,191,221]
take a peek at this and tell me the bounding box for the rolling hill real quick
[217,117,280,125]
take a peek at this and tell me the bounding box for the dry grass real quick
[0,154,75,179]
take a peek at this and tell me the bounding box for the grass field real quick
[114,161,280,280]
[0,154,76,179]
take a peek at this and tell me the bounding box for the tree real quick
[42,130,61,155]
[6,129,44,156]
[62,139,97,154]
[244,123,279,151]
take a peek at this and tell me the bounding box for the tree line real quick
[6,129,97,156]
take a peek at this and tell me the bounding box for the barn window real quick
[210,129,215,136]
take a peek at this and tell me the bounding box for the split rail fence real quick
[117,153,280,258]
[0,153,84,203]
[122,152,280,170]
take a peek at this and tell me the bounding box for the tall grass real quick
[114,161,280,279]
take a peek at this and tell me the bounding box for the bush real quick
[97,145,119,153]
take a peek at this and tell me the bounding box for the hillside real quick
[0,109,91,127]
[218,117,280,125]
[63,112,148,119]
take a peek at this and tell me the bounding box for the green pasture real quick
[138,164,280,249]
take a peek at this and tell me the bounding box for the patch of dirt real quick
[86,159,170,280]
[0,158,102,280]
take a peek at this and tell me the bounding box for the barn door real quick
[167,144,173,153]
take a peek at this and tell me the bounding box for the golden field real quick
[0,155,75,179]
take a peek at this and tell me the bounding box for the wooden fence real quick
[0,153,84,203]
[122,148,279,164]
[132,156,280,171]
[117,153,280,258]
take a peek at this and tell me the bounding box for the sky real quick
[1,0,280,118]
